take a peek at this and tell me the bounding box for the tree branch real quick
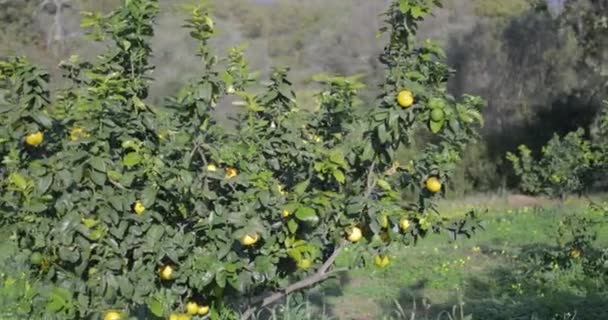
[241,242,347,320]
[364,160,377,199]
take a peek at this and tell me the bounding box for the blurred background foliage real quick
[1,0,606,196]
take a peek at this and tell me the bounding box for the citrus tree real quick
[0,0,485,319]
[506,128,597,199]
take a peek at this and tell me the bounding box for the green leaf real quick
[118,276,134,297]
[123,152,142,168]
[9,173,28,191]
[90,170,107,186]
[429,120,444,133]
[405,71,424,80]
[378,124,389,143]
[362,143,374,161]
[141,186,158,207]
[228,274,245,293]
[278,83,294,100]
[132,96,146,110]
[332,169,345,184]
[26,201,47,213]
[89,157,106,172]
[216,270,227,288]
[46,287,72,313]
[399,0,410,13]
[293,180,310,196]
[198,82,213,101]
[295,207,318,223]
[287,219,298,234]
[147,297,164,317]
[411,6,423,18]
[377,179,392,191]
[32,112,53,128]
[448,119,460,132]
[329,151,346,167]
[37,175,53,193]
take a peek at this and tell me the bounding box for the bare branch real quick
[241,242,347,320]
[364,160,377,199]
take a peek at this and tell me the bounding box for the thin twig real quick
[108,179,126,190]
[364,160,377,199]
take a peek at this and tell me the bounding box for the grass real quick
[297,194,608,320]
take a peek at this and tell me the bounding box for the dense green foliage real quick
[507,129,596,198]
[1,0,607,194]
[0,0,485,318]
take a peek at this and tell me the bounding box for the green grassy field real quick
[299,195,608,320]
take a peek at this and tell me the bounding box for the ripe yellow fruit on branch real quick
[399,218,411,231]
[159,265,174,280]
[277,184,287,195]
[425,177,442,193]
[570,249,581,259]
[103,310,122,320]
[347,227,362,242]
[133,201,145,215]
[169,314,191,320]
[241,233,259,246]
[297,258,311,270]
[225,167,238,178]
[70,127,89,141]
[380,214,389,228]
[25,131,44,146]
[197,305,210,315]
[374,255,390,268]
[397,89,414,108]
[282,209,290,218]
[185,302,199,315]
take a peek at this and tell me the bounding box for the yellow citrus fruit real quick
[170,314,191,320]
[379,214,389,228]
[25,131,44,146]
[241,233,259,246]
[103,310,123,320]
[399,218,411,231]
[70,127,89,141]
[206,164,217,172]
[225,167,238,178]
[159,265,174,280]
[185,302,199,315]
[397,90,414,108]
[278,184,287,195]
[282,209,290,218]
[374,255,390,268]
[133,201,145,215]
[297,258,311,270]
[198,305,210,315]
[425,177,442,193]
[570,249,581,259]
[347,227,363,243]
